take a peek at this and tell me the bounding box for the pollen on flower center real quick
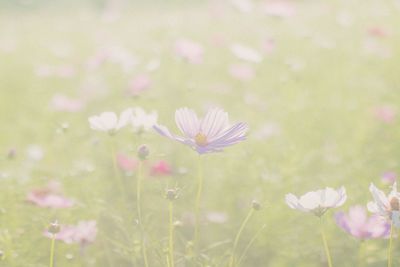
[195,133,208,146]
[390,197,400,211]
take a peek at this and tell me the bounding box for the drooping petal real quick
[175,108,200,138]
[369,183,389,213]
[208,122,248,146]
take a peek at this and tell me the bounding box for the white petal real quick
[369,183,389,212]
[200,107,229,139]
[99,112,118,131]
[298,191,320,210]
[117,108,133,130]
[175,107,200,138]
[367,201,379,213]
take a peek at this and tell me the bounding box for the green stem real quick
[237,224,266,266]
[194,155,203,251]
[357,240,364,267]
[137,161,149,267]
[388,222,393,267]
[229,208,255,267]
[49,235,56,267]
[109,137,125,196]
[169,201,175,267]
[320,217,333,267]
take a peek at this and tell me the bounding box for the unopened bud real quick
[48,221,60,235]
[165,188,179,201]
[252,200,261,210]
[390,197,400,211]
[137,145,149,160]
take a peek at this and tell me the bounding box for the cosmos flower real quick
[374,105,396,123]
[175,39,204,64]
[88,109,132,134]
[128,74,152,96]
[263,1,296,18]
[150,160,172,176]
[367,183,400,222]
[131,107,158,133]
[229,64,255,81]
[230,44,263,63]
[285,186,347,216]
[50,94,85,112]
[117,153,138,172]
[153,107,248,154]
[44,220,98,246]
[335,205,390,239]
[382,172,397,184]
[27,181,74,209]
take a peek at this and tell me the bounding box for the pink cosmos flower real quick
[150,160,172,176]
[128,74,152,96]
[263,1,296,17]
[382,172,397,184]
[154,107,248,154]
[374,105,396,123]
[174,39,204,64]
[50,94,85,112]
[368,27,389,38]
[45,220,98,246]
[229,64,255,81]
[27,181,74,209]
[117,153,138,172]
[335,206,390,239]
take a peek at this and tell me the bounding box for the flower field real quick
[0,0,400,266]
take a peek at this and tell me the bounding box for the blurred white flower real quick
[286,186,347,217]
[230,44,263,63]
[368,183,400,223]
[131,107,158,133]
[88,109,132,134]
[27,145,44,161]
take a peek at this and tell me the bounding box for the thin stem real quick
[229,208,255,267]
[237,224,266,266]
[357,240,364,267]
[137,161,149,267]
[320,217,333,267]
[388,222,394,267]
[168,201,175,267]
[109,137,125,196]
[49,235,56,267]
[194,155,203,251]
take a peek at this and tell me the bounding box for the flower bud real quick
[165,188,179,201]
[137,145,149,160]
[252,200,261,210]
[48,221,60,235]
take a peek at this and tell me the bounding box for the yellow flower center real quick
[195,133,208,147]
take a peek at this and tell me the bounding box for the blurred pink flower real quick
[263,1,296,17]
[117,153,138,172]
[335,206,390,239]
[175,39,204,64]
[45,220,98,246]
[374,105,396,123]
[262,38,276,54]
[50,94,85,112]
[382,172,397,184]
[150,160,172,176]
[368,27,389,38]
[27,181,74,209]
[230,44,263,63]
[128,74,152,96]
[229,64,255,81]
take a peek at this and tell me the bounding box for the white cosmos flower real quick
[367,183,400,222]
[131,107,158,132]
[285,186,347,217]
[230,44,263,63]
[88,109,132,134]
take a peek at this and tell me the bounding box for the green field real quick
[0,0,400,266]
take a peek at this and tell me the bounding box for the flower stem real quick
[388,222,394,267]
[194,155,203,252]
[49,235,56,267]
[229,208,255,267]
[319,217,333,267]
[168,200,175,267]
[237,224,266,266]
[357,240,364,267]
[137,161,149,267]
[109,137,125,197]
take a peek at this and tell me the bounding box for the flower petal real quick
[200,108,229,139]
[175,107,200,138]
